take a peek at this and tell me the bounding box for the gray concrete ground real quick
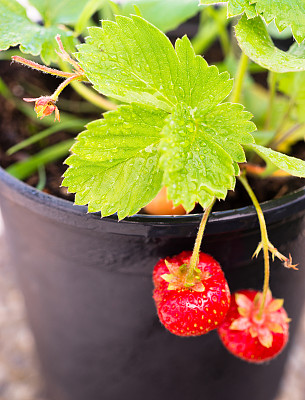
[0,213,304,400]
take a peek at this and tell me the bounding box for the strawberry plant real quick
[1,0,305,365]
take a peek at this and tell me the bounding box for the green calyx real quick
[161,260,208,292]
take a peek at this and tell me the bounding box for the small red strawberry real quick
[217,289,290,363]
[153,251,231,336]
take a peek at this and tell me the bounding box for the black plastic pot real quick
[1,167,305,400]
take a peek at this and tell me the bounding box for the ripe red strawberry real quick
[153,251,231,336]
[217,289,290,363]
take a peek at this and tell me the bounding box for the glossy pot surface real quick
[0,168,305,400]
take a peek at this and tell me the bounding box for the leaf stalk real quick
[230,52,249,103]
[264,71,277,131]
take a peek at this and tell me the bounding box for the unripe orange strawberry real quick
[144,187,186,215]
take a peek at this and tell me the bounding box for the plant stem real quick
[70,80,117,111]
[208,7,230,57]
[191,7,229,55]
[58,61,117,111]
[230,52,249,103]
[52,75,85,101]
[238,174,270,318]
[264,71,277,130]
[269,98,295,147]
[271,123,303,150]
[36,166,47,191]
[187,198,216,280]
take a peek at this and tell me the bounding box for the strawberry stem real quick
[58,60,117,111]
[230,52,248,103]
[51,74,85,101]
[186,198,216,284]
[238,173,270,319]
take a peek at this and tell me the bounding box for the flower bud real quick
[23,96,60,121]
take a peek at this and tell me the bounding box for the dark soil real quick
[1,59,305,214]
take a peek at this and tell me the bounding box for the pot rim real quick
[1,166,305,234]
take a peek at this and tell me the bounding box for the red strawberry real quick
[153,251,231,336]
[217,289,290,363]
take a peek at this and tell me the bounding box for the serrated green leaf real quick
[65,15,257,215]
[77,17,233,111]
[235,15,305,73]
[159,103,255,211]
[199,0,257,18]
[0,0,75,64]
[245,143,305,177]
[28,0,90,26]
[254,0,305,43]
[77,16,180,112]
[175,36,233,109]
[63,104,168,219]
[200,0,305,41]
[120,0,203,33]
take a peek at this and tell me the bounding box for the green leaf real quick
[254,0,305,43]
[199,0,305,42]
[66,16,256,216]
[235,15,305,73]
[28,0,91,26]
[77,16,180,112]
[175,36,233,109]
[199,0,257,18]
[245,143,305,177]
[120,0,203,33]
[63,104,168,219]
[77,17,233,111]
[159,103,255,211]
[0,0,75,64]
